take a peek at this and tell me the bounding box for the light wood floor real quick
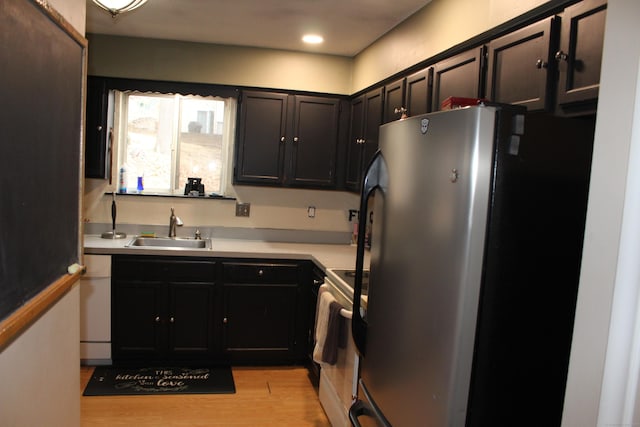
[80,366,331,427]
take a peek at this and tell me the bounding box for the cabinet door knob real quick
[258,269,264,276]
[96,125,103,131]
[293,137,299,143]
[223,317,228,324]
[536,59,548,69]
[169,317,175,323]
[555,50,568,61]
[155,316,161,323]
[280,136,285,142]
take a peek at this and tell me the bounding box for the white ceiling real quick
[85,0,432,57]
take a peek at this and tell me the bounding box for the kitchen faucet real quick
[169,207,183,237]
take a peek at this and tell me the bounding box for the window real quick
[115,91,236,196]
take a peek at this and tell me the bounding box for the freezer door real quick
[358,107,499,426]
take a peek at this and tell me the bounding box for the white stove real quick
[316,268,369,426]
[325,268,369,307]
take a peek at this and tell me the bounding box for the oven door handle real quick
[352,150,388,358]
[319,284,353,319]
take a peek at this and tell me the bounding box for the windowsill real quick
[106,192,236,201]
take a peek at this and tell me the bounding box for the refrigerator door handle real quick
[349,400,391,427]
[349,400,370,427]
[352,150,388,357]
[349,380,393,427]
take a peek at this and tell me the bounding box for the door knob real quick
[536,59,548,69]
[555,50,568,61]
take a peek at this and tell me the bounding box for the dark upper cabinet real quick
[556,0,607,114]
[346,88,383,192]
[234,91,289,186]
[235,91,342,189]
[345,96,365,190]
[487,17,560,111]
[405,67,433,117]
[289,95,341,187]
[432,46,486,111]
[382,68,433,123]
[85,76,112,179]
[383,77,407,123]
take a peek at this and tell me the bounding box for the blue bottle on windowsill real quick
[136,176,144,193]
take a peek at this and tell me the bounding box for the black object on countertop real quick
[101,192,127,239]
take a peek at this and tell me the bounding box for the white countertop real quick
[83,234,365,272]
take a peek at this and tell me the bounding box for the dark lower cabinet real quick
[112,255,313,365]
[111,256,218,363]
[221,261,309,364]
[112,280,165,360]
[222,282,298,361]
[168,283,217,357]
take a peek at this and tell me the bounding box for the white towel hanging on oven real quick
[313,290,336,364]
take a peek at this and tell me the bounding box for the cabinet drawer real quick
[113,256,216,282]
[113,258,168,281]
[168,260,216,282]
[222,262,299,284]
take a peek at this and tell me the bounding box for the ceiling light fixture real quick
[302,34,324,45]
[92,0,148,18]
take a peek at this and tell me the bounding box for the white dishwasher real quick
[80,254,111,365]
[316,273,360,427]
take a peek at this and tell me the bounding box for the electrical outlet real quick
[235,202,250,217]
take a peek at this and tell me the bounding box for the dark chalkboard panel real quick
[0,0,85,322]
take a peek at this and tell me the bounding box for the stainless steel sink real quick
[125,236,212,250]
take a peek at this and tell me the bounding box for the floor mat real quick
[83,366,235,396]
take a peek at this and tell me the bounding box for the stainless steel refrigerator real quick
[349,104,595,426]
